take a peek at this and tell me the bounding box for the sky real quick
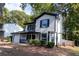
[4,3,32,15]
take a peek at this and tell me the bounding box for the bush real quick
[6,36,12,42]
[40,40,46,46]
[29,39,34,45]
[29,39,41,46]
[33,40,41,46]
[46,41,55,48]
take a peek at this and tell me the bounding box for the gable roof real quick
[24,12,59,25]
[34,12,58,20]
[3,23,23,37]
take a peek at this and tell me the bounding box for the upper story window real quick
[40,19,49,28]
[27,24,35,32]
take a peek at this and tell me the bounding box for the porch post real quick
[31,34,32,39]
[40,33,42,40]
[46,32,48,45]
[35,34,37,39]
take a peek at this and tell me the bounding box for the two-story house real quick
[12,12,63,45]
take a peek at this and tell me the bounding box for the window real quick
[27,24,35,32]
[20,35,26,43]
[40,19,49,28]
[50,34,54,41]
[42,33,47,40]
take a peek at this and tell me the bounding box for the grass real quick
[70,47,79,56]
[61,46,79,56]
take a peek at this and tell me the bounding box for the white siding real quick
[3,23,23,37]
[35,14,55,33]
[35,14,63,45]
[13,34,20,44]
[25,25,28,32]
[57,15,63,44]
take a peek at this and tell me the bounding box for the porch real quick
[19,32,40,43]
[12,31,56,44]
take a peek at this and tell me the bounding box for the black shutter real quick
[40,20,42,28]
[47,19,49,27]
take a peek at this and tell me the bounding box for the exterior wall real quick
[57,15,63,45]
[25,25,28,32]
[35,14,63,45]
[12,34,20,44]
[35,14,57,44]
[35,14,55,33]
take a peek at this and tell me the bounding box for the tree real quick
[20,3,56,18]
[1,7,30,28]
[62,4,79,40]
[0,3,5,23]
[10,10,30,27]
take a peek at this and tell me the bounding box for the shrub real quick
[34,40,41,46]
[29,39,41,46]
[6,36,12,42]
[46,41,55,48]
[29,39,32,44]
[40,40,46,46]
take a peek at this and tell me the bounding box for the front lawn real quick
[60,46,79,56]
[0,41,79,56]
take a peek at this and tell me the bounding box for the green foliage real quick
[6,36,12,42]
[10,10,30,27]
[40,40,46,46]
[21,3,56,18]
[34,40,41,46]
[29,39,55,48]
[75,40,79,46]
[29,39,41,46]
[0,7,31,28]
[3,8,9,17]
[62,4,79,40]
[29,39,34,45]
[46,41,55,48]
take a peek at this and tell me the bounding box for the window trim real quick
[40,19,49,28]
[42,33,47,40]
